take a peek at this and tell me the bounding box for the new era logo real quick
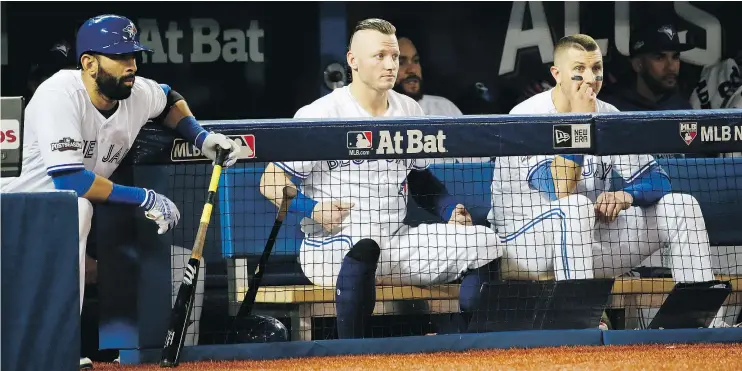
[553,125,572,148]
[347,131,372,149]
[555,129,571,144]
[553,124,591,149]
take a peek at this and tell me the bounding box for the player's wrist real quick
[175,116,208,150]
[288,190,318,219]
[108,184,148,206]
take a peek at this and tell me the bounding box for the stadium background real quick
[3,2,741,118]
[1,2,742,371]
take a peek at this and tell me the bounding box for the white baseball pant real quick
[299,221,503,287]
[499,193,715,284]
[77,199,205,346]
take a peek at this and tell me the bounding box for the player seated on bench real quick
[487,34,731,328]
[259,18,503,339]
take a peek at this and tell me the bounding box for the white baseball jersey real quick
[690,58,741,110]
[490,89,656,233]
[488,90,714,287]
[282,85,502,288]
[417,94,463,116]
[1,69,166,193]
[417,94,490,164]
[276,85,426,233]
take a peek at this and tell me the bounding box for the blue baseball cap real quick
[76,15,153,64]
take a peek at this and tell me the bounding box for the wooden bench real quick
[229,276,741,341]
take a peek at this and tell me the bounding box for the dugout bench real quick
[220,158,742,341]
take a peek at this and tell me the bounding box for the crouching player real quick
[488,34,730,328]
[0,15,241,368]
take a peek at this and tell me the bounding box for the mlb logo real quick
[347,131,373,149]
[679,122,697,146]
[230,134,256,159]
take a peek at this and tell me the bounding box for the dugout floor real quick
[95,343,741,371]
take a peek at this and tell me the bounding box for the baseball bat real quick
[234,185,297,320]
[160,148,228,368]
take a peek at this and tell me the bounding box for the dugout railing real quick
[123,109,742,348]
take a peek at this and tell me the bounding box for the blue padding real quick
[602,328,742,345]
[656,157,742,246]
[219,164,306,257]
[1,192,80,371]
[120,329,603,364]
[426,162,495,226]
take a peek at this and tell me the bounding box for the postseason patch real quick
[50,137,83,152]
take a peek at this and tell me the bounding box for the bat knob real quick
[215,148,228,166]
[283,186,298,200]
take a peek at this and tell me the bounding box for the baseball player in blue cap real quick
[0,14,241,369]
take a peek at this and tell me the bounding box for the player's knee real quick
[346,239,381,264]
[661,192,699,207]
[560,194,595,227]
[659,193,702,218]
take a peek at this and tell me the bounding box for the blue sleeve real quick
[622,165,672,206]
[160,83,208,149]
[288,190,318,219]
[175,116,208,149]
[51,169,147,205]
[527,160,558,201]
[51,169,96,197]
[159,84,171,96]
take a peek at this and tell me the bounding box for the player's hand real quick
[568,78,597,113]
[312,200,354,232]
[595,191,633,223]
[448,204,473,226]
[202,132,240,167]
[141,189,181,234]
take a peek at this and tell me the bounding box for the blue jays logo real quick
[123,24,137,39]
[657,25,675,40]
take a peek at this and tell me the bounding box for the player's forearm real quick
[260,163,297,207]
[622,167,672,206]
[51,169,147,205]
[550,155,583,199]
[162,99,209,150]
[162,100,192,130]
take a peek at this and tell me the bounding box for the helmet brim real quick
[96,41,153,55]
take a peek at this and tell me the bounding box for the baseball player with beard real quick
[0,15,241,368]
[488,34,730,328]
[260,18,503,339]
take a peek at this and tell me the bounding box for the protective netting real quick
[160,111,742,344]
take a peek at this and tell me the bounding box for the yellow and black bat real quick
[160,148,228,368]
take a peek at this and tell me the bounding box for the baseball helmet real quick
[229,314,289,344]
[76,14,152,64]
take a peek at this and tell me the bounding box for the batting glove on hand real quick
[141,189,181,235]
[202,132,240,167]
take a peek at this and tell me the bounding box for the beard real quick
[394,74,424,101]
[640,69,677,96]
[96,65,135,100]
